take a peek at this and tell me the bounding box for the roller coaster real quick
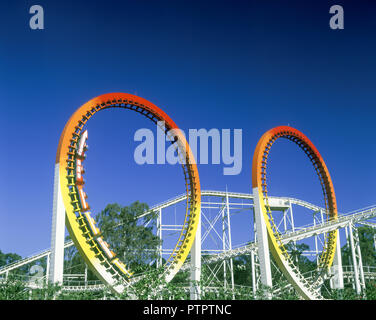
[1,93,375,300]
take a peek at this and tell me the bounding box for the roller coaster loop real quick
[252,126,338,299]
[56,93,201,293]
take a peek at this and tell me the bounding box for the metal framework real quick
[1,190,375,299]
[2,109,376,300]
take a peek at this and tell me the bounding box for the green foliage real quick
[365,280,376,300]
[95,202,161,271]
[119,266,189,300]
[57,289,112,300]
[0,275,29,300]
[284,242,316,274]
[0,250,30,276]
[232,255,253,287]
[0,250,22,267]
[61,201,161,284]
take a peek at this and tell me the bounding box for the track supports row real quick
[47,189,373,298]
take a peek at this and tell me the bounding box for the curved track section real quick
[252,126,338,300]
[56,93,201,293]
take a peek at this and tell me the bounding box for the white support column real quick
[190,210,201,300]
[252,187,273,295]
[283,209,287,232]
[348,223,362,294]
[313,214,319,266]
[289,202,298,264]
[330,231,344,289]
[222,201,227,289]
[45,253,50,286]
[289,202,295,232]
[84,265,88,287]
[251,250,257,297]
[345,226,352,267]
[320,208,324,224]
[318,209,326,269]
[251,208,258,297]
[355,229,366,293]
[225,191,235,297]
[49,163,66,285]
[156,208,162,268]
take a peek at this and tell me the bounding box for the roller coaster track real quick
[53,265,376,293]
[53,93,201,293]
[1,191,375,293]
[1,92,373,300]
[5,265,376,294]
[182,205,376,268]
[0,191,330,276]
[252,126,340,299]
[0,241,73,276]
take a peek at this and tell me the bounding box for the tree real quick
[0,250,30,277]
[232,255,253,287]
[95,201,161,271]
[0,250,22,268]
[284,242,316,274]
[0,275,29,300]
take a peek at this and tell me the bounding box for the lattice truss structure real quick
[1,190,375,299]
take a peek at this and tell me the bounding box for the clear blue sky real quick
[1,0,375,257]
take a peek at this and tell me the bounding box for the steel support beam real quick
[45,253,50,286]
[156,208,163,268]
[348,223,365,294]
[330,231,344,289]
[49,164,65,285]
[251,250,257,297]
[190,211,201,300]
[252,187,273,296]
[224,191,235,296]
